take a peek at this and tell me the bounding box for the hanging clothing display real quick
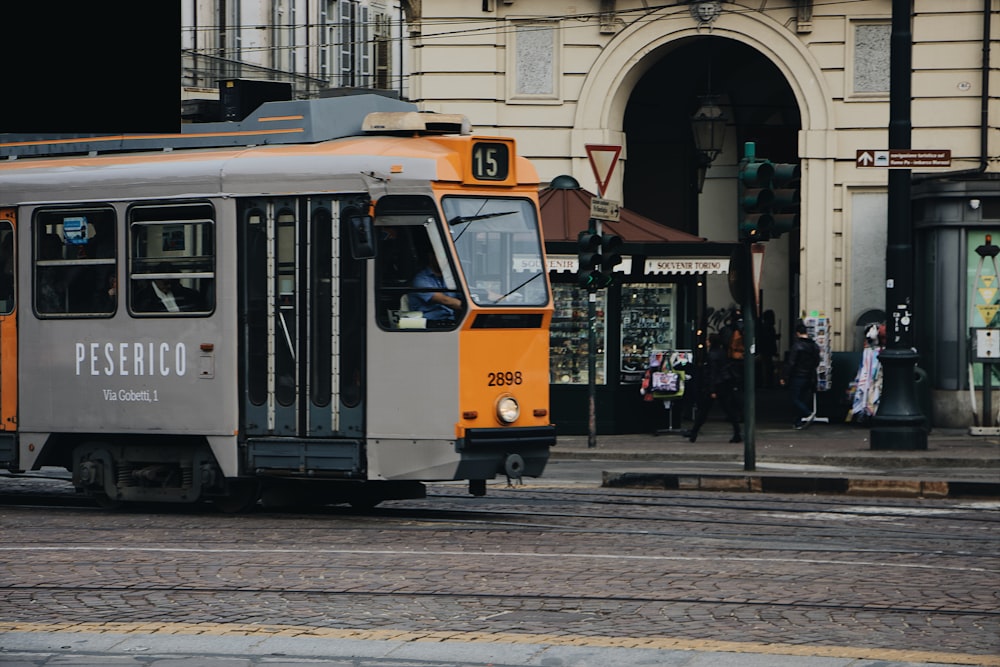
[847,324,883,423]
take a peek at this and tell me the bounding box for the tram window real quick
[128,203,215,316]
[33,207,117,317]
[0,223,13,315]
[374,221,461,331]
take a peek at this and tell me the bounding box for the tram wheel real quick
[348,497,383,510]
[214,480,260,514]
[91,493,123,510]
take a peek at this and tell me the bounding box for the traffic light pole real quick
[742,240,757,470]
[587,218,601,449]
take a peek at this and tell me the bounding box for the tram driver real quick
[410,251,462,324]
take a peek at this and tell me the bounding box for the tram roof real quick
[0,94,419,159]
[0,96,536,205]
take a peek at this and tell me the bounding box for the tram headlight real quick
[496,395,520,424]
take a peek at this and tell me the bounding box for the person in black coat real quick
[757,309,779,388]
[787,321,821,428]
[686,334,742,443]
[134,263,205,313]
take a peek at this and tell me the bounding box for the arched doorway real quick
[572,11,834,356]
[622,36,802,354]
[623,37,800,234]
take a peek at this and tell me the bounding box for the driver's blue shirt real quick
[412,267,461,320]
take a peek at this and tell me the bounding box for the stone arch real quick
[573,9,832,140]
[571,7,838,332]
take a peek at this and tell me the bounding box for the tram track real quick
[4,583,998,618]
[2,484,997,560]
[4,506,995,562]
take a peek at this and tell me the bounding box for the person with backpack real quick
[787,321,821,429]
[685,334,742,443]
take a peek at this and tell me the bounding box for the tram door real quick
[239,198,366,439]
[0,210,15,463]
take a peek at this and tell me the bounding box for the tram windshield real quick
[442,196,548,307]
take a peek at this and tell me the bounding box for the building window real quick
[373,12,392,90]
[509,21,560,102]
[852,23,890,95]
[335,0,370,88]
[273,0,289,73]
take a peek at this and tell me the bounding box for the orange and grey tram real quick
[0,95,555,509]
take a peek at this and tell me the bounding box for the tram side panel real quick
[17,200,241,493]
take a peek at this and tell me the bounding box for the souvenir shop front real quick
[540,184,737,435]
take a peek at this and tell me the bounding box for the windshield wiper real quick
[448,211,517,225]
[495,271,543,303]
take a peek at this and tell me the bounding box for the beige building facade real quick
[181,0,997,427]
[404,0,997,427]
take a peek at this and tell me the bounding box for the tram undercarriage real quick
[67,436,433,511]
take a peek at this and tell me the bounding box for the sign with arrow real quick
[856,149,951,168]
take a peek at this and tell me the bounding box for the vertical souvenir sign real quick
[968,232,1000,431]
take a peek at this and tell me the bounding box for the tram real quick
[0,94,555,510]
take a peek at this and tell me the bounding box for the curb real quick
[551,449,999,469]
[601,471,1000,498]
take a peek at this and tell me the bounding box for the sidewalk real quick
[550,413,1000,498]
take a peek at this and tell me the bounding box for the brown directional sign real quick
[856,149,951,168]
[590,196,620,222]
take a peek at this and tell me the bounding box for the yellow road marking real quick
[1,621,996,665]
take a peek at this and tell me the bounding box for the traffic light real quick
[737,157,774,241]
[577,229,602,289]
[601,233,623,267]
[769,162,800,239]
[737,142,801,242]
[576,228,622,290]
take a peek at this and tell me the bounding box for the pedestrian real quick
[757,309,779,388]
[686,334,742,443]
[787,321,821,429]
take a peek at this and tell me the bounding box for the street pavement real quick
[549,402,1000,498]
[2,402,998,667]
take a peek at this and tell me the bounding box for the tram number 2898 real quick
[487,370,523,386]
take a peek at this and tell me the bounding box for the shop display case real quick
[550,284,607,385]
[619,283,676,382]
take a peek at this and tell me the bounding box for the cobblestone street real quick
[1,484,997,666]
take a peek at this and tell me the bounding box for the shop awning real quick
[544,255,730,274]
[539,185,707,243]
[539,184,733,275]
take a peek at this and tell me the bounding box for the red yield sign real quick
[585,144,622,196]
[856,149,951,168]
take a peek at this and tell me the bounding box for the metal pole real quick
[985,363,993,426]
[870,0,927,449]
[587,218,602,449]
[743,240,756,470]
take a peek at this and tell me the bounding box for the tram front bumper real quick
[456,425,555,479]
